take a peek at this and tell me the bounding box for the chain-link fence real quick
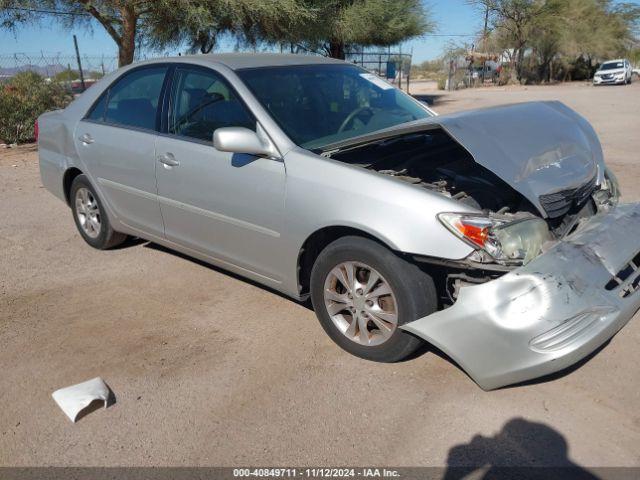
[1,53,119,78]
[0,53,121,94]
[345,51,413,92]
[2,51,413,90]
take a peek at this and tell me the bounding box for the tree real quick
[63,1,151,67]
[171,0,435,60]
[561,0,639,71]
[472,0,640,83]
[3,1,156,66]
[0,0,45,30]
[471,0,558,81]
[147,0,314,54]
[306,0,435,59]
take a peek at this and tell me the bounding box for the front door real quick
[155,65,286,284]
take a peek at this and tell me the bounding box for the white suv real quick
[593,59,633,85]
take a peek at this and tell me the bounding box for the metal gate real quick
[344,51,413,92]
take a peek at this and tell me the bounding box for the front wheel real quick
[310,236,437,362]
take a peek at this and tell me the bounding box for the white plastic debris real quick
[52,377,111,422]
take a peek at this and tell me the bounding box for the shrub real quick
[0,72,72,144]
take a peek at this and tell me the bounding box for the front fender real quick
[280,148,475,295]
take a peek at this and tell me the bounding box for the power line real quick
[5,7,479,35]
[4,6,90,17]
[424,34,477,37]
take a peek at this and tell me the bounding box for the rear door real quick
[75,65,168,237]
[154,65,286,283]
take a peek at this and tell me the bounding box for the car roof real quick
[141,53,348,71]
[602,59,626,64]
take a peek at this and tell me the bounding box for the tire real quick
[310,236,437,362]
[70,174,127,249]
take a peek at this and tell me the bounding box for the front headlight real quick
[438,213,552,265]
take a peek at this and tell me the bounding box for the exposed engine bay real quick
[330,128,534,214]
[328,127,619,306]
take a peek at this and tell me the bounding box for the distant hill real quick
[0,64,68,78]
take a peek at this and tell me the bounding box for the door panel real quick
[155,66,285,282]
[155,138,285,282]
[75,123,163,236]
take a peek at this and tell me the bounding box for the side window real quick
[169,67,255,142]
[93,66,167,130]
[87,91,108,122]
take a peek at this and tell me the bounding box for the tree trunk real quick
[515,46,525,82]
[118,5,137,67]
[197,31,216,54]
[328,40,345,60]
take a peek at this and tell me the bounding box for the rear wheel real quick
[70,174,127,249]
[310,236,437,362]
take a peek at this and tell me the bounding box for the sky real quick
[0,0,636,65]
[0,0,483,64]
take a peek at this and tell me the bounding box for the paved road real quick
[1,82,639,469]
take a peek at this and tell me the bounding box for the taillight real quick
[34,119,39,143]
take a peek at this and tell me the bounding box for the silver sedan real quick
[38,54,640,390]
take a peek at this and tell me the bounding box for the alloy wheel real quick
[75,187,101,239]
[323,261,398,346]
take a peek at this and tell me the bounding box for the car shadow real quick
[443,418,599,479]
[109,236,148,250]
[402,334,611,390]
[412,93,458,109]
[124,240,612,389]
[142,242,314,311]
[411,93,440,106]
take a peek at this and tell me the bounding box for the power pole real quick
[73,35,86,92]
[482,3,489,83]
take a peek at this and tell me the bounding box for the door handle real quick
[79,133,94,145]
[157,152,180,167]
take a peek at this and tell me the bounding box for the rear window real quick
[86,66,168,130]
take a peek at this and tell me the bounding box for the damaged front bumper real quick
[402,203,640,390]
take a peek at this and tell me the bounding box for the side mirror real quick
[213,127,278,158]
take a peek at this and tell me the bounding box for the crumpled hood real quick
[433,101,604,217]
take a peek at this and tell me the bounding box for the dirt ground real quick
[1,81,639,469]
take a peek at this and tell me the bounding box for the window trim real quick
[81,63,172,134]
[158,63,258,147]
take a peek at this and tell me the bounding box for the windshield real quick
[600,62,624,70]
[237,64,432,149]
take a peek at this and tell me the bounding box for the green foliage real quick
[0,71,72,144]
[0,0,45,30]
[53,69,80,82]
[294,0,435,58]
[148,0,434,59]
[471,0,640,84]
[147,0,314,54]
[9,0,434,63]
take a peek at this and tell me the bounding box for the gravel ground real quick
[1,81,639,469]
